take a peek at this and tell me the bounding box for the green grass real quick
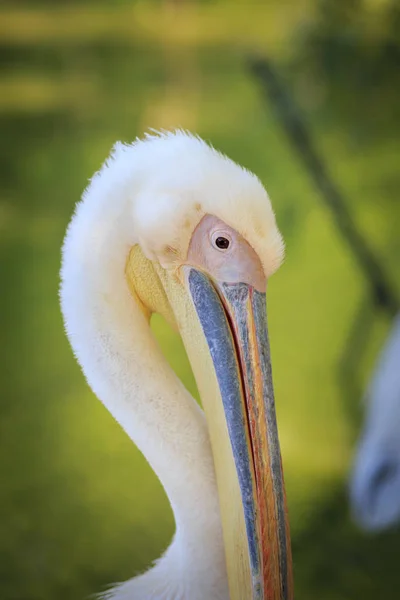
[1,2,399,599]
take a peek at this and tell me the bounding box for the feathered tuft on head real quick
[66,129,284,277]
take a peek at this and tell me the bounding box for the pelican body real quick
[60,131,293,599]
[351,313,400,531]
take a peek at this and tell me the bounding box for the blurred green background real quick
[1,1,399,598]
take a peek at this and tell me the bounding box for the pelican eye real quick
[216,237,229,249]
[211,231,232,251]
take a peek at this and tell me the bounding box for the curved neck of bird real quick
[61,171,224,568]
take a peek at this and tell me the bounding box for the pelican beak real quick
[187,268,293,600]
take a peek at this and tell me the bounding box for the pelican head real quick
[61,130,293,600]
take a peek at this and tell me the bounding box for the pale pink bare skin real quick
[186,215,266,292]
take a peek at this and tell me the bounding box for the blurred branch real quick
[249,57,399,317]
[337,297,373,428]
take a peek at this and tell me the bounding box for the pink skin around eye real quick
[186,214,266,292]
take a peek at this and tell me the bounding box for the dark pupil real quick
[215,236,230,250]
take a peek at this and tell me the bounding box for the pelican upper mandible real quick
[60,130,293,600]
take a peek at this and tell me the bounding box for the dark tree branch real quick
[249,57,399,317]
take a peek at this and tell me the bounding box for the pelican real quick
[60,130,293,600]
[350,313,400,532]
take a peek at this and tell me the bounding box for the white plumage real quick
[351,313,400,532]
[60,130,286,599]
